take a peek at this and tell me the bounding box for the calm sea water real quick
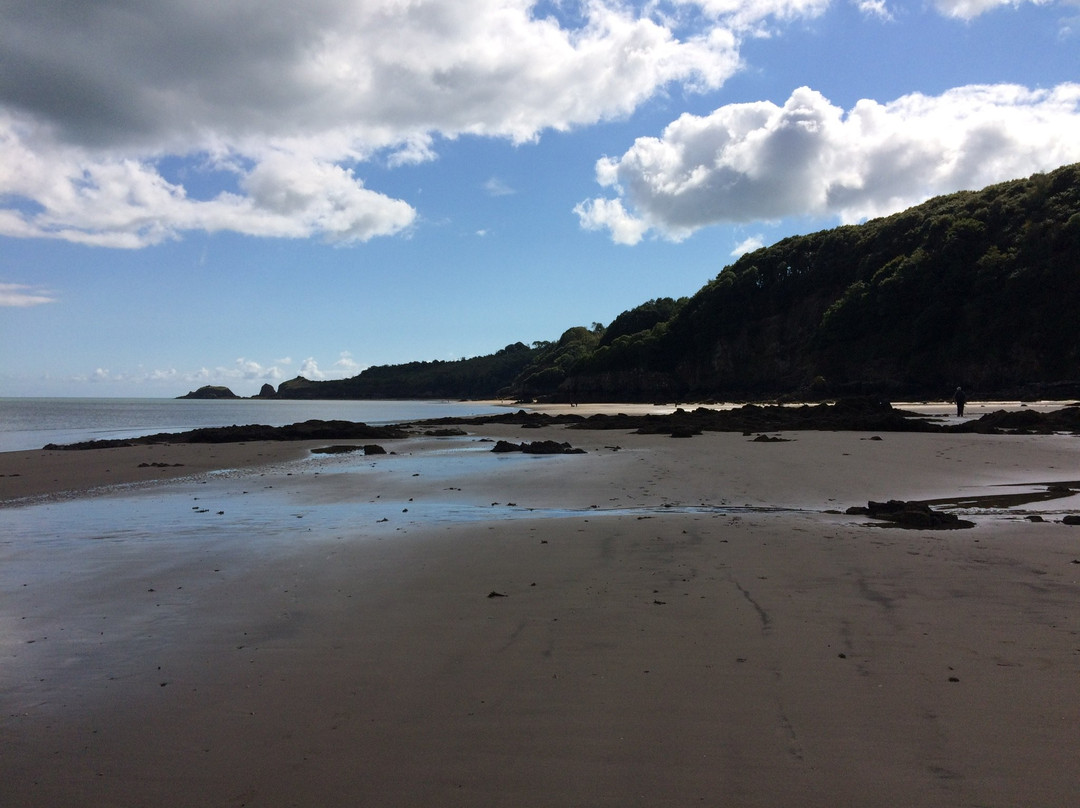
[0,398,511,453]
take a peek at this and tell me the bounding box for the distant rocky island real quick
[177,385,241,399]
[181,163,1080,404]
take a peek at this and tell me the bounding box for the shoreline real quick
[3,397,1079,507]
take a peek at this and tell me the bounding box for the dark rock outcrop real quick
[948,406,1080,434]
[177,385,239,399]
[416,399,931,434]
[420,400,1080,437]
[310,444,386,455]
[846,500,975,529]
[491,440,586,455]
[574,398,930,434]
[44,420,408,450]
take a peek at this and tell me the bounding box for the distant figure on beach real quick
[954,387,966,417]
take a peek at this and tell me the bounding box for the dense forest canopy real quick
[253,163,1080,402]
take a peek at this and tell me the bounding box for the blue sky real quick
[2,0,1078,397]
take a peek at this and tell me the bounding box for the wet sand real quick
[3,422,1080,806]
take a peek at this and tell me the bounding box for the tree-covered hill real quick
[268,342,538,399]
[563,162,1080,401]
[268,163,1080,402]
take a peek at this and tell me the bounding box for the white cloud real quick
[89,368,120,383]
[0,127,417,247]
[0,282,55,306]
[3,1,1062,249]
[574,197,652,245]
[290,353,364,382]
[484,177,516,197]
[299,357,326,380]
[678,0,832,31]
[577,83,1080,242]
[854,0,894,20]
[731,235,765,256]
[931,0,1056,21]
[229,358,285,382]
[333,351,364,376]
[0,0,752,248]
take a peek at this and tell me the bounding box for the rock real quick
[1062,515,1080,525]
[257,383,276,398]
[45,419,408,450]
[670,426,699,438]
[492,440,585,454]
[849,499,975,529]
[177,385,239,399]
[363,444,387,455]
[311,445,365,454]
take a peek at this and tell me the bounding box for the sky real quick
[1,0,1079,397]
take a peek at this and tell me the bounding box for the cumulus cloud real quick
[678,0,831,31]
[0,129,417,247]
[0,282,55,306]
[0,0,753,248]
[299,357,326,381]
[2,1,1062,249]
[335,352,364,375]
[229,358,286,382]
[574,197,655,245]
[577,83,1080,242]
[293,352,365,381]
[731,235,765,256]
[931,0,1057,20]
[854,0,894,20]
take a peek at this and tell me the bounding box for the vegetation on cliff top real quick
[259,163,1080,402]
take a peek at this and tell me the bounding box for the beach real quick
[3,415,1080,806]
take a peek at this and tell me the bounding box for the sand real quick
[3,419,1080,806]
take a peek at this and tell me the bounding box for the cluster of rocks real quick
[310,444,387,455]
[949,405,1080,434]
[44,420,408,450]
[490,440,586,455]
[846,500,975,529]
[421,399,1080,436]
[419,398,932,436]
[583,398,928,435]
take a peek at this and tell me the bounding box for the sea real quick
[0,397,511,453]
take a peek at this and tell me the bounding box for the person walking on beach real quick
[954,386,966,417]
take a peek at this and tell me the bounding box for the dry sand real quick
[3,420,1080,806]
